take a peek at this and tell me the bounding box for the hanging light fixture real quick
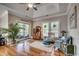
[26,3,40,11]
[28,3,33,8]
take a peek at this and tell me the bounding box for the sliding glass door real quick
[18,23,29,37]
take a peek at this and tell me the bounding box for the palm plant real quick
[2,23,20,44]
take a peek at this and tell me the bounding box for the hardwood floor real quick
[0,40,64,56]
[0,40,45,56]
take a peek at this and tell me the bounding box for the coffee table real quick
[29,41,54,55]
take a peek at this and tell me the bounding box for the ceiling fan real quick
[26,3,40,11]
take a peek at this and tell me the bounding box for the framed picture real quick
[69,6,77,29]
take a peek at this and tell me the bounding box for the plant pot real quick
[12,39,16,44]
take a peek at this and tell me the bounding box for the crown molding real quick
[33,12,67,21]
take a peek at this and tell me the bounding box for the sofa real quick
[0,34,6,46]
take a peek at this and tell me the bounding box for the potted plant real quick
[2,23,20,44]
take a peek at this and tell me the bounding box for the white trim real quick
[56,3,59,12]
[66,3,73,15]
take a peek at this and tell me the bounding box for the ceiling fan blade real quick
[35,3,40,5]
[33,7,37,11]
[26,7,29,11]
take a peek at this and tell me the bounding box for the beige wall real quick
[8,14,21,25]
[33,15,68,35]
[68,4,79,55]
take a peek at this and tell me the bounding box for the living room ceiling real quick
[0,3,70,20]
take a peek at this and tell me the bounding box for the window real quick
[42,21,59,37]
[51,21,59,37]
[18,23,24,36]
[18,23,29,36]
[42,23,49,37]
[24,24,29,36]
